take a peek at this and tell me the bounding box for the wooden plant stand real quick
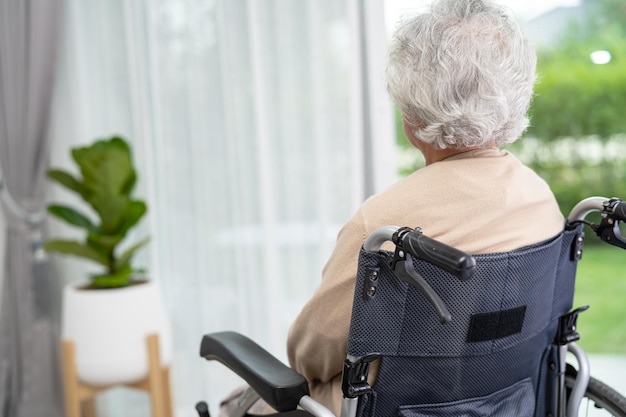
[61,333,174,417]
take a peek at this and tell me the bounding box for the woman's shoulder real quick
[366,148,521,200]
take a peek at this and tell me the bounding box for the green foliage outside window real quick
[522,0,626,218]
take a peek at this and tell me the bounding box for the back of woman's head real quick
[386,0,536,149]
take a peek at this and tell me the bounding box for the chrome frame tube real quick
[299,395,337,417]
[567,196,607,223]
[566,343,591,417]
[363,226,399,252]
[556,344,568,417]
[340,397,358,417]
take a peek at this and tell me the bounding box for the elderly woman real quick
[286,0,564,415]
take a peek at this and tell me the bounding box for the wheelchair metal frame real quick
[197,196,626,417]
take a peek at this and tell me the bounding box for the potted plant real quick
[45,136,149,288]
[45,136,171,386]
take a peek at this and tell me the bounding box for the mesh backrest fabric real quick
[347,227,582,417]
[397,378,536,417]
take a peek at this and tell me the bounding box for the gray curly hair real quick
[386,0,537,149]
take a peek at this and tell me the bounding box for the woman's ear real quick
[402,119,423,150]
[402,119,414,140]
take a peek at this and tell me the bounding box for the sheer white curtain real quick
[48,0,395,415]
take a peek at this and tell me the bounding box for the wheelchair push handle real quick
[567,196,626,223]
[364,226,475,324]
[611,200,626,221]
[567,196,626,250]
[363,226,476,282]
[396,228,476,281]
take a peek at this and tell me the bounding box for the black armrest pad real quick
[199,331,309,412]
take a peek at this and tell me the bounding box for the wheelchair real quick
[196,196,626,417]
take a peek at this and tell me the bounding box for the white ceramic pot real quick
[61,280,172,385]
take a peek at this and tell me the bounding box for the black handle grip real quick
[610,200,626,222]
[400,231,476,281]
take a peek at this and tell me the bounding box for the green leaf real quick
[45,136,150,278]
[47,205,98,232]
[47,169,88,199]
[117,201,147,235]
[89,264,134,288]
[88,195,129,234]
[44,240,109,267]
[71,137,135,198]
[115,236,150,271]
[110,136,138,195]
[87,233,124,255]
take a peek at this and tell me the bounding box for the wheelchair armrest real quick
[200,331,310,412]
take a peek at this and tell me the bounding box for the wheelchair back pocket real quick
[397,378,535,417]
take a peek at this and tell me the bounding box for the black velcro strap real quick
[467,306,527,343]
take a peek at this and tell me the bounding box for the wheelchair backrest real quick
[346,226,582,417]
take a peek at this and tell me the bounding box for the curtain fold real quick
[0,1,65,416]
[47,0,394,415]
